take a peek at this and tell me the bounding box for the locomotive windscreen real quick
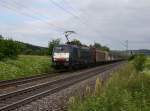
[53,45,69,53]
[53,45,70,62]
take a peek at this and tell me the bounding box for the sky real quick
[0,0,150,50]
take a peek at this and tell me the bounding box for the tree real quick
[0,35,3,39]
[68,39,82,46]
[133,54,147,72]
[92,42,110,52]
[48,38,61,55]
[93,43,102,49]
[0,38,22,60]
[101,46,110,52]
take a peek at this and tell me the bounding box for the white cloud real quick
[0,0,150,50]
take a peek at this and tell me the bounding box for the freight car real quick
[52,44,125,69]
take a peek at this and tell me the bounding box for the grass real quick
[0,55,52,80]
[144,56,150,74]
[68,56,150,111]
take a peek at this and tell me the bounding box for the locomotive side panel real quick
[80,47,92,65]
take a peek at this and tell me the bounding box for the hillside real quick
[0,36,48,56]
[17,42,48,55]
[131,49,150,55]
[112,49,150,55]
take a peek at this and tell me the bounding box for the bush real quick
[128,54,136,61]
[133,54,147,72]
[0,38,21,60]
[0,53,5,60]
[68,63,150,111]
[48,38,60,55]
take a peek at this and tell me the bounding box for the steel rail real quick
[0,73,60,89]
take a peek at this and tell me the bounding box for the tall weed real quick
[69,62,150,111]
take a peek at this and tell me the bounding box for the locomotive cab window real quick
[53,46,70,53]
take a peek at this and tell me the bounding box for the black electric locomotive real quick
[52,44,127,69]
[52,44,93,68]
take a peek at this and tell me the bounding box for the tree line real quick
[0,35,48,60]
[0,35,110,60]
[48,38,110,55]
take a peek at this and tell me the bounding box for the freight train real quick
[52,44,126,69]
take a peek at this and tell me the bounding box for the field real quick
[69,56,150,111]
[0,55,52,80]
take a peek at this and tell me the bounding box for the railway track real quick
[0,68,87,89]
[0,64,103,89]
[0,62,123,111]
[0,62,115,89]
[0,73,59,89]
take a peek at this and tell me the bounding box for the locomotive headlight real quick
[53,52,70,61]
[65,53,69,61]
[65,53,70,58]
[53,58,56,61]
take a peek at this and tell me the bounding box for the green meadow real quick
[0,55,52,80]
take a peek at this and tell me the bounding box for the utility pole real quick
[125,40,128,51]
[120,40,129,54]
[125,40,129,55]
[119,40,129,55]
